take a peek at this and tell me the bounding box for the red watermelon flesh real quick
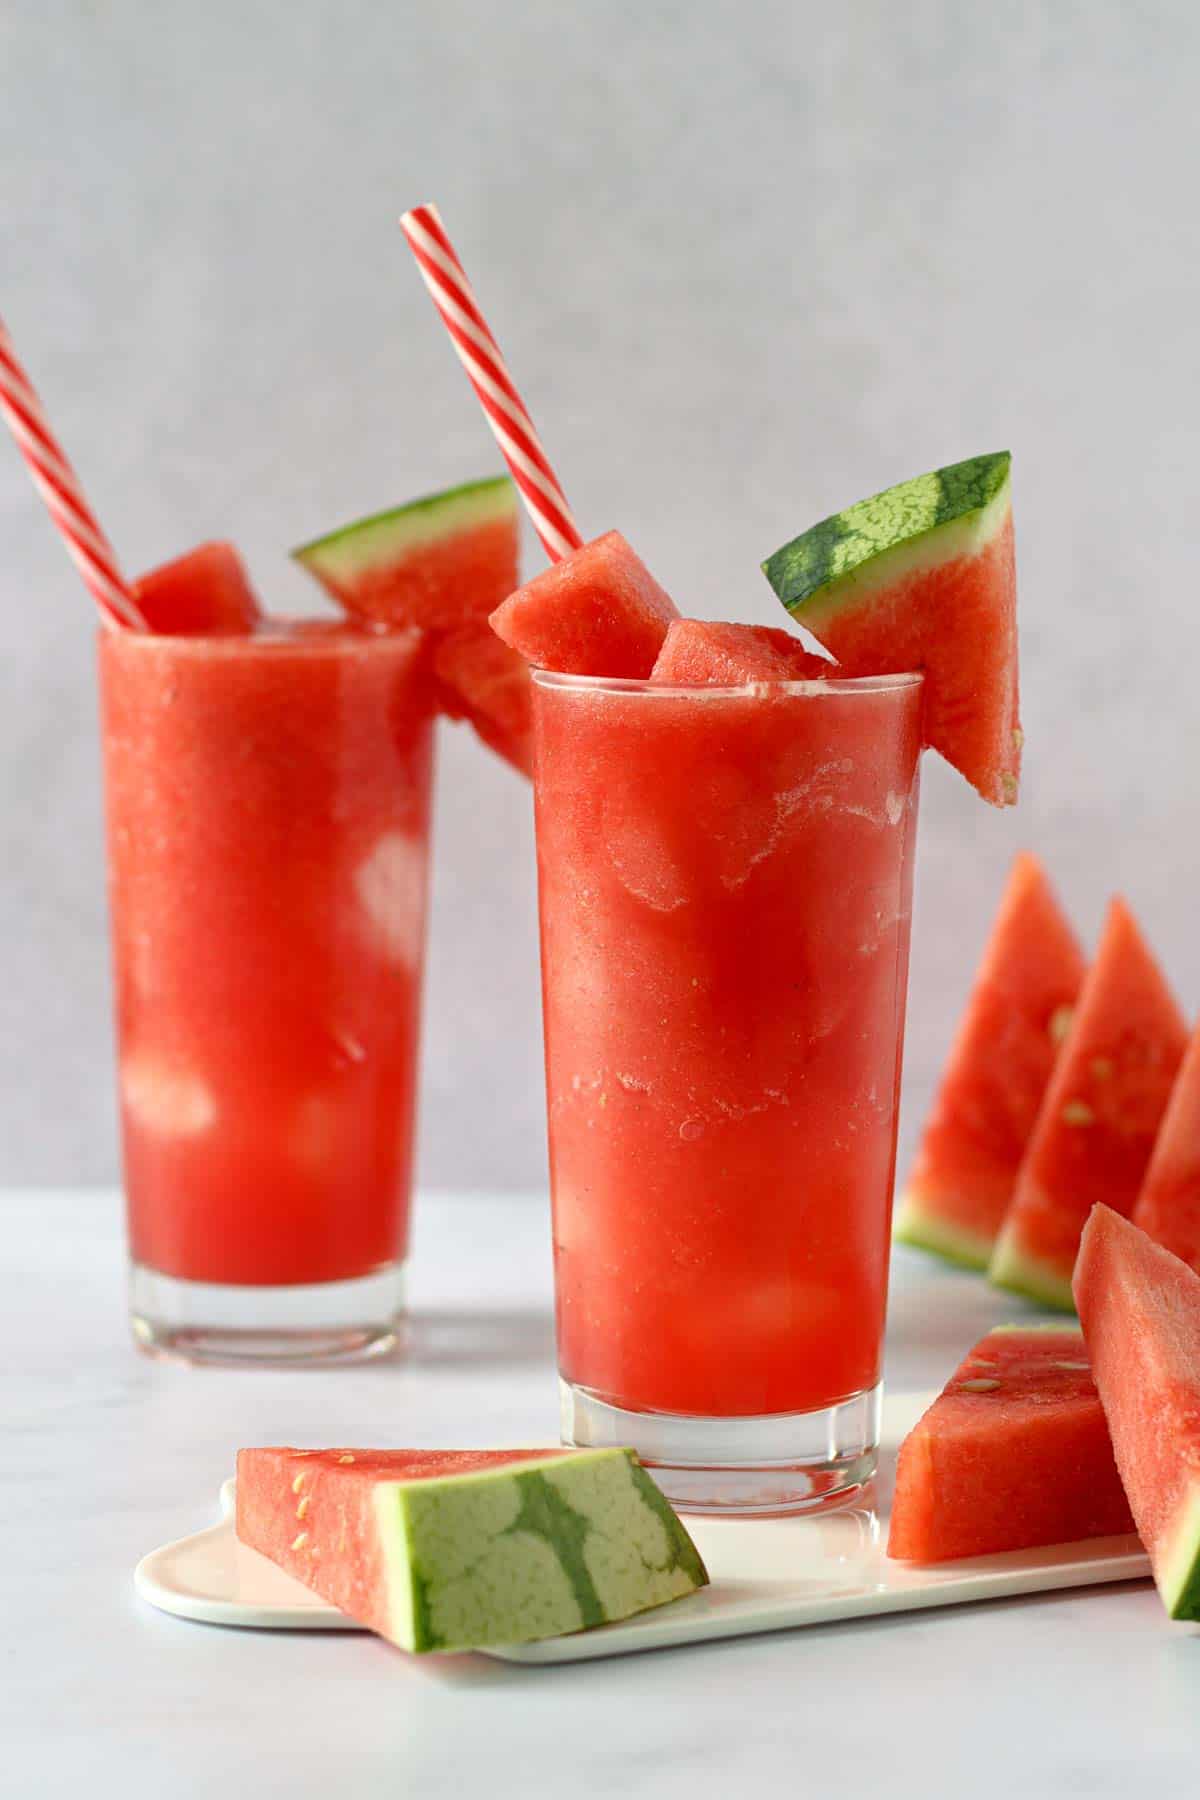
[990,898,1188,1310]
[133,541,261,635]
[650,619,830,686]
[1132,1021,1200,1276]
[236,1444,709,1652]
[887,1325,1135,1563]
[895,854,1086,1269]
[490,530,679,678]
[433,624,533,777]
[292,477,520,633]
[1074,1206,1200,1620]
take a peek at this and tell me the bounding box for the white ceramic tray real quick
[135,1390,1149,1664]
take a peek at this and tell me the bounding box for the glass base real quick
[560,1379,882,1515]
[129,1261,407,1367]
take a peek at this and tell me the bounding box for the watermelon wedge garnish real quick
[133,541,261,635]
[293,474,519,633]
[1074,1206,1200,1621]
[236,1444,708,1653]
[989,897,1188,1310]
[1131,1019,1200,1276]
[432,624,532,777]
[887,1324,1134,1563]
[760,452,1019,805]
[895,854,1086,1269]
[490,530,679,678]
[650,619,829,686]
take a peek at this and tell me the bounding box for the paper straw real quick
[400,204,584,564]
[0,318,146,631]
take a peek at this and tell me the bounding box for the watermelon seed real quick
[1012,728,1025,751]
[291,1532,309,1551]
[338,1454,356,1464]
[291,1473,307,1494]
[296,1496,310,1520]
[1062,1101,1095,1126]
[1049,1006,1075,1045]
[1090,1057,1114,1082]
[1051,1360,1090,1371]
[958,1378,1002,1392]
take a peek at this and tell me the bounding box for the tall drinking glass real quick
[99,622,433,1363]
[532,668,923,1511]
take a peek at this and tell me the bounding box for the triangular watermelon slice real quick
[432,624,532,777]
[293,475,519,632]
[887,1324,1134,1563]
[760,452,1019,806]
[1132,1021,1200,1276]
[649,619,830,686]
[133,541,261,635]
[894,854,1086,1269]
[490,530,679,677]
[236,1445,707,1653]
[989,898,1188,1310]
[1074,1206,1200,1620]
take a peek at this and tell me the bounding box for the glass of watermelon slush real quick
[533,666,923,1511]
[100,617,433,1363]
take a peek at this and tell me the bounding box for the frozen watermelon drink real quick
[488,460,1018,1512]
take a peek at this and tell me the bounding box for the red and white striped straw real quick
[0,318,146,631]
[400,203,584,564]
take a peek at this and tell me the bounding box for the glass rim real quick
[530,667,924,698]
[97,622,421,657]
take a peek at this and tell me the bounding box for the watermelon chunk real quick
[235,1445,708,1653]
[887,1324,1135,1563]
[650,619,830,686]
[990,898,1188,1310]
[490,530,679,677]
[761,452,1019,806]
[292,475,519,632]
[1132,1021,1200,1276]
[894,853,1086,1269]
[1074,1206,1200,1620]
[133,541,261,635]
[433,624,532,777]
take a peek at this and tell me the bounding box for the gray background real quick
[2,0,1199,1192]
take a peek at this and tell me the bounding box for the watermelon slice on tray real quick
[895,854,1087,1269]
[293,475,519,632]
[1074,1206,1200,1621]
[887,1324,1135,1563]
[133,541,262,635]
[650,619,830,686]
[761,452,1019,806]
[990,898,1188,1310]
[236,1445,708,1654]
[490,530,679,678]
[1131,1020,1200,1276]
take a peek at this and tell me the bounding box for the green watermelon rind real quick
[378,1447,708,1653]
[988,1225,1077,1314]
[1157,1484,1200,1622]
[292,474,517,586]
[761,452,1011,623]
[892,1188,997,1271]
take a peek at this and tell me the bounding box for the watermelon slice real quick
[292,475,519,632]
[235,1445,708,1653]
[649,619,830,686]
[1074,1206,1200,1620]
[887,1324,1135,1563]
[1132,1021,1200,1276]
[760,452,1019,806]
[432,625,532,777]
[133,541,261,635]
[490,530,679,678]
[894,854,1086,1269]
[990,898,1188,1310]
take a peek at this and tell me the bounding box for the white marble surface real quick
[4,1189,1197,1796]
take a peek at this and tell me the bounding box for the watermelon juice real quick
[533,668,922,1510]
[99,621,433,1361]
